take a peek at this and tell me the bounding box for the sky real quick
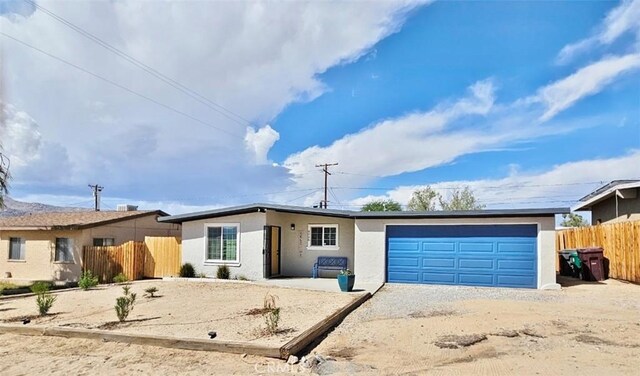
[0,0,639,215]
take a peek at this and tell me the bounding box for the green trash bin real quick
[558,250,579,277]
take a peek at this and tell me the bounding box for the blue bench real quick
[312,256,348,278]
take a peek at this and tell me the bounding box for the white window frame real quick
[204,223,240,264]
[93,237,115,247]
[54,237,74,263]
[8,237,26,261]
[307,224,339,250]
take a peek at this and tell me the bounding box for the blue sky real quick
[1,0,639,213]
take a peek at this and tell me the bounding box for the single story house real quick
[0,210,180,283]
[159,204,569,289]
[573,180,640,225]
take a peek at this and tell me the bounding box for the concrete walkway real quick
[256,277,382,294]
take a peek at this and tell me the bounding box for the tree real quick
[361,199,402,212]
[560,213,588,227]
[0,152,9,209]
[439,186,485,211]
[407,186,439,211]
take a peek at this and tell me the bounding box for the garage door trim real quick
[384,222,540,289]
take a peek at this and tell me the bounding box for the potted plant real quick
[337,269,355,292]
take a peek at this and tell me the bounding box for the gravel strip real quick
[344,283,565,323]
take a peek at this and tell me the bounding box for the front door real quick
[263,226,281,278]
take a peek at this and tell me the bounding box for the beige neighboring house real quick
[573,180,640,225]
[0,210,180,283]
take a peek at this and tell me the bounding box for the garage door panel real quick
[388,257,420,268]
[388,271,420,283]
[387,224,537,289]
[459,273,494,285]
[497,259,535,271]
[389,241,420,252]
[422,272,456,284]
[458,258,494,270]
[422,242,455,252]
[459,242,494,253]
[422,257,455,268]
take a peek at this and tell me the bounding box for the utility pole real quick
[88,184,104,211]
[315,163,338,209]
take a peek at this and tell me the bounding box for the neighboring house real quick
[573,180,640,225]
[0,210,180,283]
[159,203,568,290]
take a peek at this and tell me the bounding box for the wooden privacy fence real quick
[83,236,182,283]
[556,221,640,283]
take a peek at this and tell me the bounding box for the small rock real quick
[240,353,247,359]
[492,329,519,338]
[301,355,320,369]
[207,331,217,339]
[286,355,298,365]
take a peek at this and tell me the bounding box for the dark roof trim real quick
[579,180,640,202]
[158,203,569,223]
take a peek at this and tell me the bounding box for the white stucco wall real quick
[181,212,266,280]
[266,211,355,277]
[354,216,558,290]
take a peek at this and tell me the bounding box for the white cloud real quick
[0,0,428,203]
[557,0,640,64]
[535,54,640,121]
[345,150,640,210]
[245,125,280,165]
[0,102,42,168]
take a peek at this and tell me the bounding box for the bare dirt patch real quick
[434,334,488,349]
[326,346,359,360]
[0,280,357,347]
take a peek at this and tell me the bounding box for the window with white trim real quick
[93,238,115,246]
[55,238,74,263]
[9,237,25,260]
[206,225,239,262]
[307,224,339,250]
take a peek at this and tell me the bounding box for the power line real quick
[284,189,322,204]
[21,0,255,129]
[331,180,607,192]
[315,163,339,209]
[0,32,243,139]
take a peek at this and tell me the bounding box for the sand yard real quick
[0,280,358,347]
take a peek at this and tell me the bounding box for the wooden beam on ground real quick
[279,292,371,359]
[0,324,281,358]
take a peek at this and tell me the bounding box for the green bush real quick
[216,265,230,280]
[30,281,52,294]
[113,273,129,284]
[179,263,195,278]
[235,275,249,281]
[36,292,56,316]
[78,270,99,290]
[115,285,137,322]
[144,286,158,298]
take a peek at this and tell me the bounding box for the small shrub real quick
[179,263,195,278]
[113,273,129,284]
[36,292,57,316]
[197,272,208,278]
[216,265,230,280]
[78,270,99,290]
[263,292,280,335]
[115,285,137,322]
[235,275,249,281]
[144,286,158,298]
[30,281,53,294]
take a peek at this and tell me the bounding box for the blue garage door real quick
[387,225,537,288]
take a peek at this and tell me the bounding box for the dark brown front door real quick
[263,226,281,278]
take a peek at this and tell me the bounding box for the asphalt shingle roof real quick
[0,210,167,230]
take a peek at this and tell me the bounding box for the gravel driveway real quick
[346,283,566,322]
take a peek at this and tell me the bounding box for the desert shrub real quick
[235,275,249,281]
[36,292,57,316]
[179,263,195,278]
[263,293,280,335]
[113,273,129,284]
[216,265,230,279]
[115,285,137,322]
[78,270,99,290]
[30,281,52,294]
[144,286,158,298]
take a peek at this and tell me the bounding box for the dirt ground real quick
[0,278,639,375]
[0,280,356,346]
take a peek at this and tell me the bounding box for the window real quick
[55,238,74,263]
[307,225,339,250]
[206,225,239,262]
[8,237,25,260]
[93,238,115,246]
